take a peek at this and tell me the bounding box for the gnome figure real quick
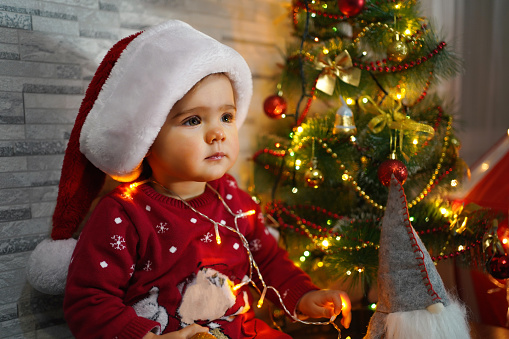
[364,176,470,339]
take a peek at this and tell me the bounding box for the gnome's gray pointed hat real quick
[376,175,450,314]
[364,175,471,339]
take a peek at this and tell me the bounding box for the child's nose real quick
[206,126,225,143]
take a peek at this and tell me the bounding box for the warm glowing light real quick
[275,143,281,148]
[395,4,401,9]
[481,162,489,171]
[257,300,264,308]
[304,250,310,257]
[314,37,319,41]
[440,208,448,215]
[503,238,508,245]
[281,114,286,118]
[336,236,341,241]
[300,256,306,262]
[451,179,458,187]
[342,174,349,181]
[409,216,414,222]
[297,126,304,133]
[289,151,294,156]
[322,239,330,248]
[233,284,242,291]
[323,48,329,54]
[243,210,256,217]
[370,303,377,310]
[295,159,302,170]
[292,187,298,194]
[362,51,367,56]
[317,261,324,267]
[311,13,316,18]
[346,270,352,275]
[357,267,364,273]
[346,98,354,105]
[458,245,464,251]
[362,97,369,104]
[350,136,357,142]
[412,139,418,145]
[322,3,327,9]
[396,93,403,100]
[404,29,411,35]
[507,129,509,136]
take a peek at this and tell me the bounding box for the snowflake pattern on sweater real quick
[64,174,318,339]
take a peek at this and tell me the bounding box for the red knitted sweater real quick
[64,174,318,338]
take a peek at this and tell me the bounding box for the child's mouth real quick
[206,152,225,160]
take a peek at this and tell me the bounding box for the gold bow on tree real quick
[315,50,361,96]
[359,96,435,159]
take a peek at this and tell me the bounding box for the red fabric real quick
[469,269,508,328]
[464,142,509,212]
[51,31,142,240]
[64,174,317,338]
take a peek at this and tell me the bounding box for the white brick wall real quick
[0,0,291,337]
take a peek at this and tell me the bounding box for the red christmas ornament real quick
[487,254,509,280]
[337,0,365,16]
[377,159,408,186]
[263,95,287,119]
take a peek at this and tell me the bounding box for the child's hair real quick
[27,21,252,295]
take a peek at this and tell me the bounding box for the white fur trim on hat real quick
[80,20,252,180]
[27,238,77,295]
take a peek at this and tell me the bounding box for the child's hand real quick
[296,289,352,329]
[143,323,209,339]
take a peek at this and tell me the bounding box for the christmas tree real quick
[253,0,498,297]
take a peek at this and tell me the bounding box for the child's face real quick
[146,74,239,186]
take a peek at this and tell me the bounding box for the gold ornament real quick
[333,96,357,135]
[387,35,409,62]
[315,50,361,95]
[305,167,324,188]
[305,157,324,188]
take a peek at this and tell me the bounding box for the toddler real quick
[33,20,351,339]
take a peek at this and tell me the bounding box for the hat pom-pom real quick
[26,238,77,295]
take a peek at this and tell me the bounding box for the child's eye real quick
[183,116,201,126]
[221,113,235,123]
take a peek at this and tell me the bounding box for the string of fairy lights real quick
[254,114,456,211]
[250,0,498,306]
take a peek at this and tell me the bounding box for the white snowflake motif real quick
[201,232,213,243]
[258,212,265,224]
[110,235,126,250]
[129,264,135,277]
[249,239,262,252]
[143,260,153,272]
[226,179,237,189]
[156,222,169,234]
[282,289,289,299]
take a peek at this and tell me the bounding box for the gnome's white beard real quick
[385,299,470,339]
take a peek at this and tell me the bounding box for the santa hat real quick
[364,176,470,339]
[27,20,253,294]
